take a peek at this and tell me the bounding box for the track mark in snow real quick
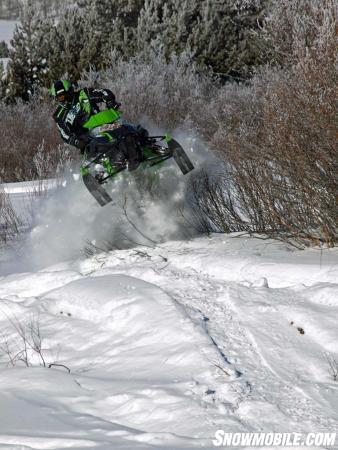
[83,243,338,434]
[1,235,337,447]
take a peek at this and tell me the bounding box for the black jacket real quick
[53,87,116,148]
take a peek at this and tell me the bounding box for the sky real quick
[0,19,16,44]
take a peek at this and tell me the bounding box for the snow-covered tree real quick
[189,0,266,79]
[0,41,9,58]
[6,3,51,100]
[4,0,269,100]
[0,0,69,19]
[90,0,144,60]
[136,0,266,78]
[0,60,6,98]
[0,0,21,19]
[47,8,86,81]
[47,0,145,79]
[136,0,198,58]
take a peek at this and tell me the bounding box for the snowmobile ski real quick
[168,139,194,175]
[82,173,112,207]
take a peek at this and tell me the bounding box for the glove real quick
[107,100,121,110]
[73,135,88,153]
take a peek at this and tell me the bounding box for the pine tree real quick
[0,41,9,58]
[136,0,176,57]
[6,2,50,100]
[47,7,88,82]
[75,0,105,71]
[136,0,266,78]
[188,0,266,79]
[47,0,145,79]
[91,0,145,60]
[0,60,6,99]
[0,0,21,19]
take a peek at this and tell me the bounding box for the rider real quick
[51,79,140,171]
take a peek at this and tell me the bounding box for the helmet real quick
[50,79,74,104]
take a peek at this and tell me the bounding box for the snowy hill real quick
[0,226,337,448]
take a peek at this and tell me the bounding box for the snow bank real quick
[1,172,337,449]
[0,267,240,449]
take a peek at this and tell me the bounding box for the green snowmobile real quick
[80,108,194,206]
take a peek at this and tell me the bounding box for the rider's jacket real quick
[52,87,116,148]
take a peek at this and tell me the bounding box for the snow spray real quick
[4,127,217,272]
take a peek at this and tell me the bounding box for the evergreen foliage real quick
[0,41,9,58]
[0,0,68,19]
[92,0,144,58]
[0,0,21,19]
[136,0,266,79]
[47,7,88,81]
[5,3,50,100]
[3,0,267,100]
[190,0,266,79]
[0,60,6,98]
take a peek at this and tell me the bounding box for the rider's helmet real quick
[50,79,74,104]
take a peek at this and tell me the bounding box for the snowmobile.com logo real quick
[212,431,336,447]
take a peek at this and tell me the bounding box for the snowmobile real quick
[80,108,194,206]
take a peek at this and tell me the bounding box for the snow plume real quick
[12,131,215,270]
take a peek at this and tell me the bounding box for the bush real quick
[82,51,214,131]
[262,0,336,67]
[190,0,337,247]
[0,95,72,182]
[0,187,21,244]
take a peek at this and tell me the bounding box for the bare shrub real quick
[0,186,21,243]
[0,177,65,245]
[82,51,214,132]
[192,0,337,247]
[262,0,337,67]
[0,315,47,367]
[189,168,252,234]
[0,94,73,182]
[0,315,69,370]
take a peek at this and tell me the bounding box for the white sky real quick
[0,19,17,44]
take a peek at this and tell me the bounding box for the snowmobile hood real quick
[83,108,121,129]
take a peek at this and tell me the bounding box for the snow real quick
[0,181,337,449]
[0,56,8,71]
[3,180,59,195]
[3,179,58,219]
[0,179,59,246]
